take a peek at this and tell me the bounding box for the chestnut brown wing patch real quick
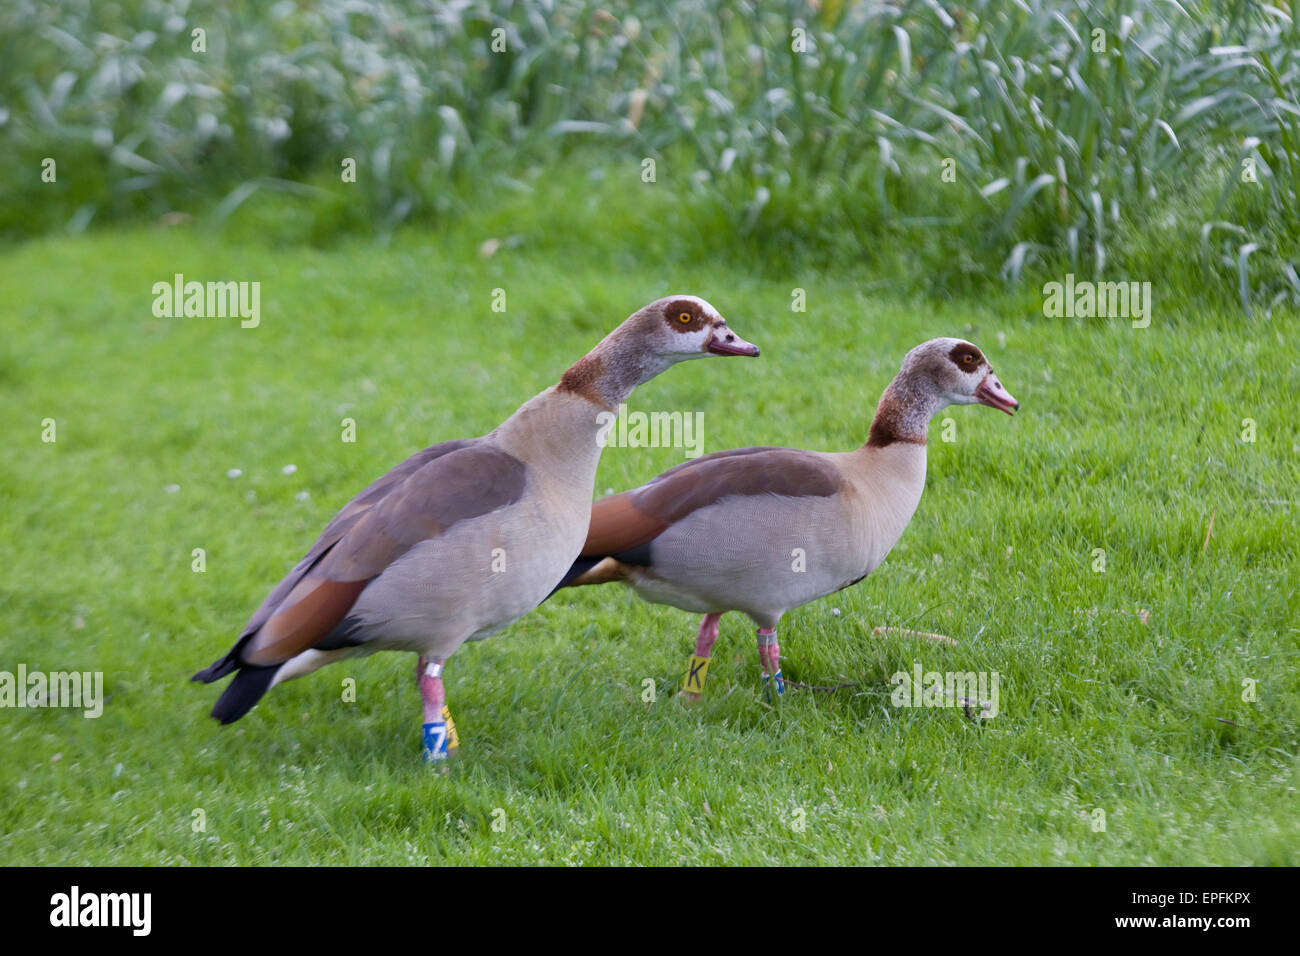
[582,492,669,557]
[243,578,370,665]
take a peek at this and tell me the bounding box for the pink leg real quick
[682,613,723,700]
[417,656,445,722]
[757,627,784,697]
[417,656,457,761]
[695,613,722,657]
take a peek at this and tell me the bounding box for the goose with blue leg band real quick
[192,296,760,757]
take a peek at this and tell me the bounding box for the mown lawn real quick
[1,181,1296,865]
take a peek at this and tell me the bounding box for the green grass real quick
[1,175,1297,865]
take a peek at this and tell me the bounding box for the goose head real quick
[867,338,1017,448]
[631,295,761,360]
[560,295,760,410]
[900,338,1019,415]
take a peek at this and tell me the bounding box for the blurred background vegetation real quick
[3,0,1297,312]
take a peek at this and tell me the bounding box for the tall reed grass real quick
[2,0,1295,309]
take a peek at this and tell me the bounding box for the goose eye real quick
[679,312,692,323]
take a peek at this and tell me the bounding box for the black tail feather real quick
[546,556,604,599]
[191,650,240,684]
[208,664,280,725]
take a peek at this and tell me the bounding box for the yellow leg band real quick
[683,655,711,694]
[442,704,460,752]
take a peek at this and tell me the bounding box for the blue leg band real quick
[423,720,450,761]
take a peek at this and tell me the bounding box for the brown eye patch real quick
[663,299,706,334]
[947,343,985,370]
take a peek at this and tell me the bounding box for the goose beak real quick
[976,374,1018,415]
[706,323,760,357]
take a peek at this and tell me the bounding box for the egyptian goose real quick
[192,296,759,758]
[555,338,1017,698]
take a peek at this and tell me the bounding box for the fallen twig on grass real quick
[872,626,958,645]
[1214,717,1260,732]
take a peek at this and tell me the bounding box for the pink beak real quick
[976,373,1019,415]
[706,323,760,357]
